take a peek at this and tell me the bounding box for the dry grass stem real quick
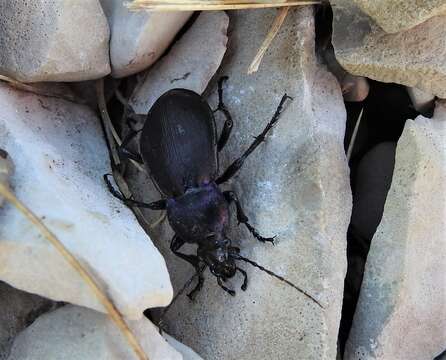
[248,6,289,74]
[0,182,148,360]
[347,107,364,161]
[127,0,320,11]
[96,79,121,166]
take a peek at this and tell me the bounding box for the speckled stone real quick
[332,1,446,98]
[345,101,446,360]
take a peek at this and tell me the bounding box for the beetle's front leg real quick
[214,76,234,152]
[104,174,166,209]
[224,191,275,244]
[170,235,205,300]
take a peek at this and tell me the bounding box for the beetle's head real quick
[198,237,236,280]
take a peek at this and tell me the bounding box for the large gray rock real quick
[0,282,57,360]
[332,1,446,98]
[0,0,110,82]
[345,101,446,360]
[349,0,446,33]
[130,11,228,114]
[7,305,202,360]
[0,83,172,320]
[100,0,191,78]
[140,8,351,360]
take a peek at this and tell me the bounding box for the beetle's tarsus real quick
[224,191,276,245]
[215,76,233,152]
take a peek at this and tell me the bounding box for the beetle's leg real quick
[170,235,205,300]
[224,191,275,244]
[119,129,143,164]
[236,267,248,291]
[216,94,292,184]
[217,277,236,296]
[214,76,234,152]
[104,174,166,209]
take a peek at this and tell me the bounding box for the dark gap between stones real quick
[315,3,436,359]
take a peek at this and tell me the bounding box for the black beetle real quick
[105,78,321,306]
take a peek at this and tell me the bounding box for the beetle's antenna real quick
[234,255,323,308]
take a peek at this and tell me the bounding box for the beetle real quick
[105,77,321,306]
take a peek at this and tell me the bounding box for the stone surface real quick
[0,0,110,82]
[139,8,351,360]
[345,102,446,359]
[0,282,58,360]
[351,0,446,33]
[7,305,201,360]
[100,0,191,78]
[332,1,446,98]
[165,335,203,360]
[406,86,436,115]
[130,11,228,114]
[0,83,172,319]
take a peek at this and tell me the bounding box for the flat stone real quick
[142,8,351,360]
[0,83,172,319]
[344,101,446,359]
[130,11,228,114]
[7,305,202,360]
[332,1,446,98]
[100,0,191,78]
[0,282,57,360]
[351,0,446,33]
[0,0,110,82]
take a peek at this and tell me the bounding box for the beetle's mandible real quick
[105,77,321,307]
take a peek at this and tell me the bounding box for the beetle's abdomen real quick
[140,89,218,197]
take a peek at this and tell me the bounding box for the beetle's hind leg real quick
[216,94,292,184]
[104,174,166,209]
[214,76,234,152]
[224,191,275,244]
[118,129,143,164]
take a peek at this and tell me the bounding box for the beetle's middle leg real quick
[170,235,205,300]
[216,94,292,184]
[224,191,275,244]
[214,76,234,152]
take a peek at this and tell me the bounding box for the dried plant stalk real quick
[248,6,289,74]
[127,0,320,11]
[0,182,148,360]
[347,107,364,161]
